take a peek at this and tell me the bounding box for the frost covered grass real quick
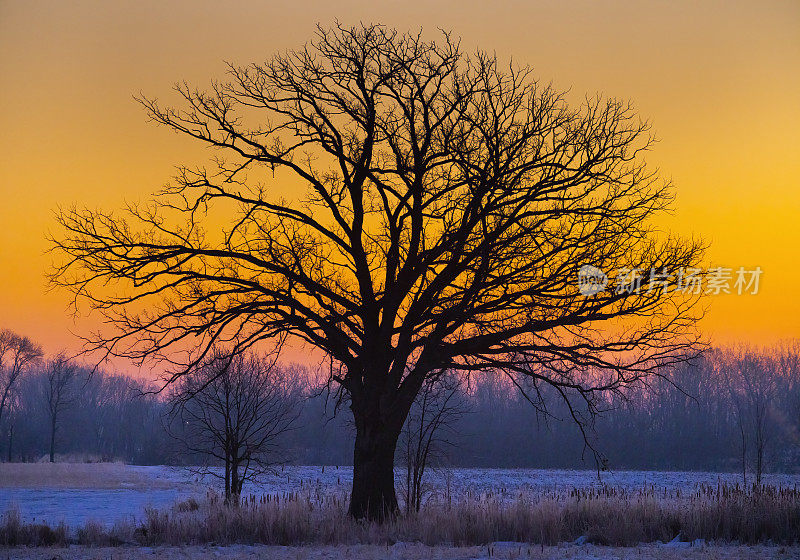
[3,543,800,560]
[2,483,799,548]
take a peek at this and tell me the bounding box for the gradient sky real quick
[1,1,798,368]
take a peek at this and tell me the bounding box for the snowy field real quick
[2,463,800,527]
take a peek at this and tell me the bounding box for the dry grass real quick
[129,484,800,547]
[2,483,798,548]
[0,462,172,490]
[0,508,67,547]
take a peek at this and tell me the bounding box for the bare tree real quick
[775,341,800,458]
[3,384,22,462]
[0,330,43,430]
[168,350,301,502]
[400,372,468,513]
[746,357,777,486]
[42,353,83,462]
[720,355,749,485]
[50,23,705,520]
[720,348,778,486]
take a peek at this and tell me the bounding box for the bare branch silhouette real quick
[49,22,705,520]
[166,349,301,502]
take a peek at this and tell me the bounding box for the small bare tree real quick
[400,372,467,513]
[746,357,777,486]
[168,350,301,502]
[3,385,22,462]
[0,330,43,429]
[721,349,777,486]
[43,353,83,463]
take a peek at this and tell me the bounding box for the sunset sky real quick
[1,1,798,370]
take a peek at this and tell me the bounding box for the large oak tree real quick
[50,23,704,520]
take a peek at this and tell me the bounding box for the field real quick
[2,464,800,558]
[2,463,800,527]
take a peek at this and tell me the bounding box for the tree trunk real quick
[231,457,241,504]
[737,418,747,486]
[404,427,412,514]
[49,415,57,463]
[224,456,231,502]
[349,419,400,521]
[7,423,13,462]
[755,437,764,486]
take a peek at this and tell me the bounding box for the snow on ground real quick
[0,464,201,527]
[0,487,195,527]
[2,463,800,527]
[3,543,799,560]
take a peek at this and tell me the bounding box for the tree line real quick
[2,328,798,483]
[455,344,800,483]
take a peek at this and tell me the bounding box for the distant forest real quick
[2,340,799,475]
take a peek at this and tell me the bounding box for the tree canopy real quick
[50,22,704,520]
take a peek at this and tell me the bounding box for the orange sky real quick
[1,1,798,371]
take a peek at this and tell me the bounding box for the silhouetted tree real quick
[400,372,467,513]
[168,350,301,502]
[3,384,22,462]
[50,23,704,520]
[42,353,83,462]
[0,330,43,429]
[720,348,778,485]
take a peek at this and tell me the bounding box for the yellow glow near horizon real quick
[1,1,798,372]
